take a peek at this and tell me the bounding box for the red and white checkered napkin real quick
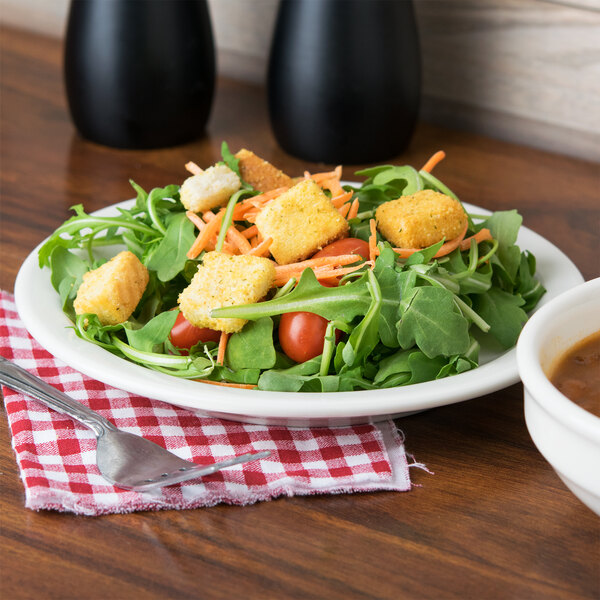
[0,290,412,515]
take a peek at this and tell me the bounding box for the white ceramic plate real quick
[15,200,583,427]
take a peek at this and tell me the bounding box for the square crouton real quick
[235,148,294,192]
[74,251,149,325]
[375,190,467,249]
[178,251,276,333]
[180,164,241,213]
[254,179,349,264]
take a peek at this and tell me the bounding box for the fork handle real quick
[0,356,114,435]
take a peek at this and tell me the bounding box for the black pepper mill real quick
[64,0,215,149]
[267,0,420,164]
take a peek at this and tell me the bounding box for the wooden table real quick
[1,27,598,599]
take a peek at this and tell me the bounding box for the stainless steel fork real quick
[0,357,270,491]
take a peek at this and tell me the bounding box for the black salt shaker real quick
[267,0,420,164]
[64,0,215,149]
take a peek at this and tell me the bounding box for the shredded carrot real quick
[321,177,344,196]
[186,211,206,232]
[241,225,258,239]
[221,241,237,255]
[338,203,351,219]
[238,187,288,211]
[196,379,256,390]
[185,161,203,175]
[310,166,342,183]
[274,254,366,276]
[217,331,229,365]
[331,190,353,208]
[201,210,251,254]
[459,228,493,251]
[347,198,360,220]
[187,210,224,259]
[273,262,372,287]
[421,150,446,173]
[369,219,377,263]
[391,221,469,259]
[249,235,259,248]
[248,237,273,257]
[226,227,253,254]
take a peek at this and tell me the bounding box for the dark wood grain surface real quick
[1,27,598,600]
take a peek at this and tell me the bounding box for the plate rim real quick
[14,199,584,424]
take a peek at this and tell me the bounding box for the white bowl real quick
[517,277,600,515]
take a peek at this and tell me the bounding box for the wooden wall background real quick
[2,0,598,161]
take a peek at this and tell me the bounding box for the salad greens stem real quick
[273,278,296,298]
[452,239,479,280]
[320,321,337,377]
[478,239,499,266]
[215,189,254,252]
[146,195,175,235]
[121,231,144,256]
[110,335,195,368]
[58,216,159,238]
[418,170,460,202]
[453,296,490,332]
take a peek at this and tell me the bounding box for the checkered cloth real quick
[0,291,413,515]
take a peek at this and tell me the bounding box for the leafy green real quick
[145,212,196,281]
[124,310,178,353]
[471,287,528,348]
[397,286,471,358]
[38,147,546,392]
[225,317,276,370]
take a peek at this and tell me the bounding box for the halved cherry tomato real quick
[169,311,221,349]
[279,311,342,363]
[313,237,370,260]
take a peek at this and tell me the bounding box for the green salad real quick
[38,143,545,392]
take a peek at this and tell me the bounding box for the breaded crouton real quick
[235,148,293,192]
[178,251,275,333]
[74,251,149,325]
[180,164,241,213]
[255,179,349,264]
[375,190,467,248]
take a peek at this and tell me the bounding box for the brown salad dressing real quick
[549,331,600,418]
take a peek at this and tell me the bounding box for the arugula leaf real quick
[516,251,546,311]
[130,179,149,212]
[472,287,528,348]
[258,370,306,392]
[485,210,523,285]
[124,310,178,353]
[221,141,241,177]
[372,248,402,347]
[49,247,88,317]
[341,270,382,368]
[212,268,372,323]
[145,212,196,281]
[397,286,471,358]
[225,317,276,370]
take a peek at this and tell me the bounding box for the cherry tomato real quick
[313,237,370,260]
[169,311,221,349]
[279,311,341,363]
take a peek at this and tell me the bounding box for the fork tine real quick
[122,450,272,492]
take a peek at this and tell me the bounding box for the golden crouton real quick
[178,251,275,333]
[235,148,294,192]
[375,190,467,249]
[255,179,349,265]
[74,251,149,325]
[180,164,241,213]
